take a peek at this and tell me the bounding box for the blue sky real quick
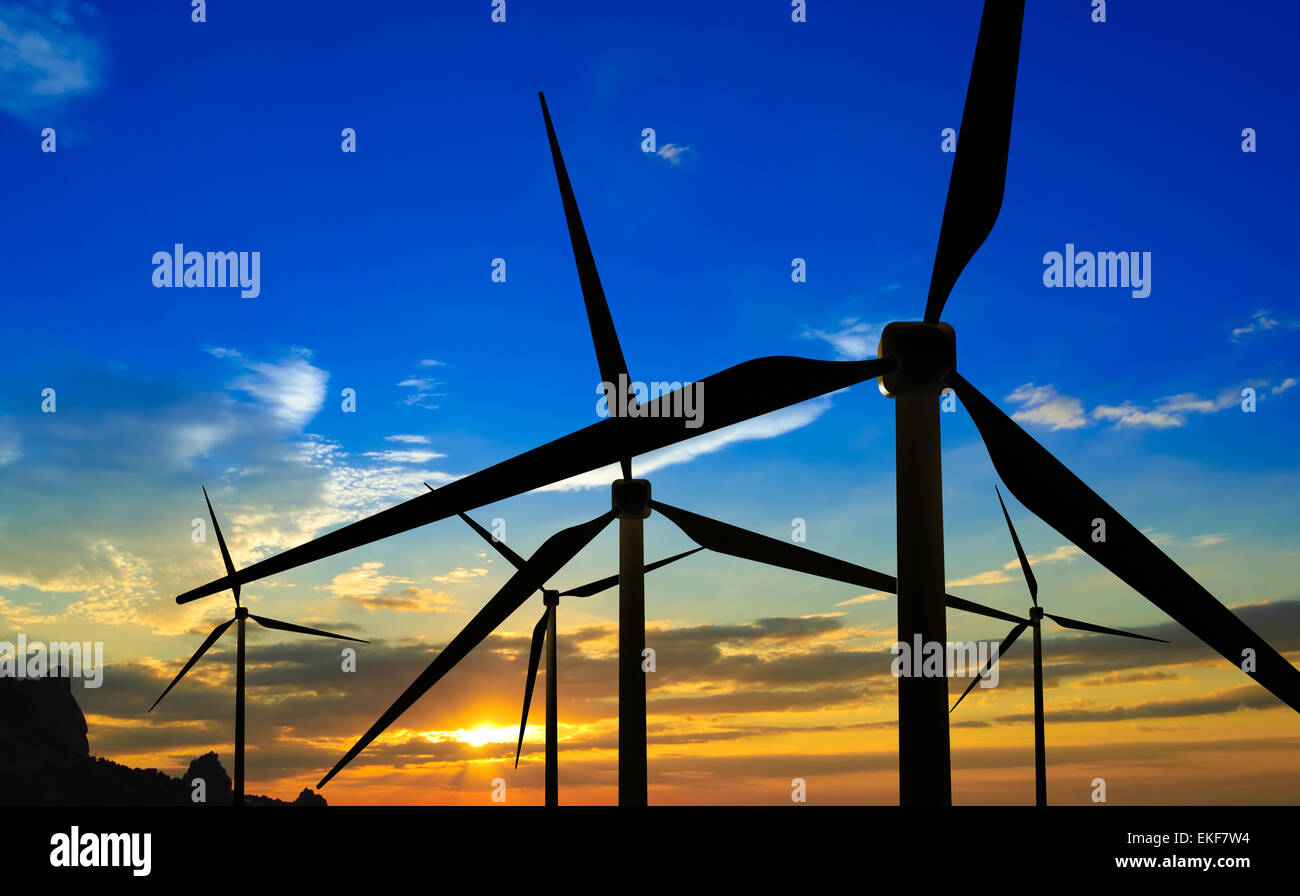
[0,0,1296,804]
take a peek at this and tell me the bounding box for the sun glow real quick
[455,726,517,747]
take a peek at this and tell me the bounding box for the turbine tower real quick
[949,486,1167,805]
[151,488,366,805]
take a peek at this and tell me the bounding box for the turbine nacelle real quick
[877,321,956,397]
[612,479,652,519]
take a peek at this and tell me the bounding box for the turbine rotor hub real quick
[612,479,652,519]
[543,589,560,607]
[235,606,250,619]
[877,321,956,397]
[1029,606,1043,621]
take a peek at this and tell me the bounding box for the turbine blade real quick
[652,501,898,595]
[948,370,1300,712]
[317,509,617,788]
[248,614,368,643]
[427,482,531,574]
[923,0,1026,323]
[538,92,631,397]
[202,486,240,603]
[950,621,1028,713]
[148,618,235,712]
[1044,612,1168,643]
[460,513,529,571]
[515,610,549,769]
[177,355,895,604]
[945,594,1029,626]
[995,484,1038,606]
[559,547,704,598]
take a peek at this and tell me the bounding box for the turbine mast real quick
[880,322,956,806]
[1031,606,1047,807]
[234,605,248,807]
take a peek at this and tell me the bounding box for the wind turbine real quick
[174,0,1300,808]
[150,487,366,805]
[949,486,1167,806]
[445,488,702,807]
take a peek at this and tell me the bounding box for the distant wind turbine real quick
[949,486,1167,806]
[449,490,701,807]
[150,487,366,805]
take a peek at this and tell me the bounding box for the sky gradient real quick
[0,0,1296,805]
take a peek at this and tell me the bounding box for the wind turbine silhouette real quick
[150,487,366,805]
[949,486,1167,806]
[175,0,1300,808]
[442,485,702,807]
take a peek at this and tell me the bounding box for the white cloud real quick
[656,143,694,165]
[1005,383,1088,431]
[1091,403,1184,429]
[946,570,1014,587]
[952,544,1083,589]
[385,434,431,444]
[802,318,880,361]
[431,567,490,584]
[1009,378,1288,432]
[1002,544,1082,569]
[834,593,889,607]
[397,370,445,409]
[361,449,446,464]
[209,347,328,429]
[1230,309,1285,341]
[323,561,458,613]
[538,398,833,492]
[0,1,106,123]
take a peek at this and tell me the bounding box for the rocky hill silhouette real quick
[0,675,325,806]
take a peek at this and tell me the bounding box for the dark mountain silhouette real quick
[0,675,325,806]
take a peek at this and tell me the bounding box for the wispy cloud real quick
[946,569,1015,587]
[362,448,445,465]
[1005,544,1082,569]
[323,561,458,613]
[431,567,490,585]
[1005,383,1087,430]
[385,434,431,444]
[656,143,694,166]
[538,398,834,491]
[1008,378,1292,432]
[834,593,889,607]
[208,346,328,429]
[397,361,446,409]
[0,1,107,123]
[802,318,880,361]
[1229,309,1297,342]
